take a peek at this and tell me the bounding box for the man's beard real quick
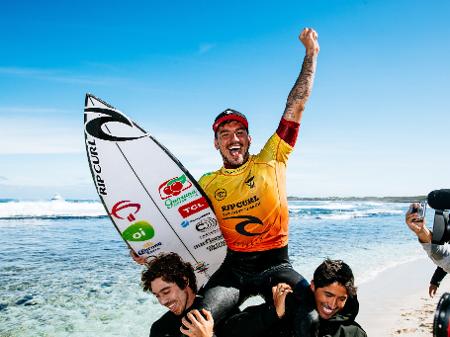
[221,150,250,169]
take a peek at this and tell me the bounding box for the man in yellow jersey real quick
[192,27,320,330]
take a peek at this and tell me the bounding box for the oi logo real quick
[122,221,155,241]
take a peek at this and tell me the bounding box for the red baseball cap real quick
[212,109,248,133]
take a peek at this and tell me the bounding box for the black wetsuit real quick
[197,246,308,325]
[218,285,367,337]
[149,297,216,337]
[149,296,243,337]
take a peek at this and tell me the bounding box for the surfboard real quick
[83,94,226,286]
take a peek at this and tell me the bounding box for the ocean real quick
[0,197,429,336]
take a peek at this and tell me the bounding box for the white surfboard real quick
[83,94,226,286]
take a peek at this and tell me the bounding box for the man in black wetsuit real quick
[220,259,367,337]
[142,252,214,337]
[142,252,291,337]
[136,27,320,334]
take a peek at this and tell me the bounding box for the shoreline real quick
[357,257,450,336]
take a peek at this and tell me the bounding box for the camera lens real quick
[434,293,450,337]
[432,211,450,245]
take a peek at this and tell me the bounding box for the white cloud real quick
[0,116,84,154]
[0,106,72,115]
[0,66,121,86]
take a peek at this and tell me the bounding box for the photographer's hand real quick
[406,203,432,243]
[429,283,438,298]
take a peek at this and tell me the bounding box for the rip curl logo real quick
[84,106,147,142]
[214,188,227,201]
[221,196,260,212]
[224,215,267,237]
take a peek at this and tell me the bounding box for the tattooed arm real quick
[283,28,319,123]
[277,28,319,146]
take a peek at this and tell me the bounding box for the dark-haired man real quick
[193,27,319,326]
[299,259,366,337]
[142,252,291,337]
[221,259,366,337]
[142,252,214,337]
[136,27,319,330]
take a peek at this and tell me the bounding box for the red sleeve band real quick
[276,118,300,147]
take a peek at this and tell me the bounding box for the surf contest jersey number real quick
[83,94,226,286]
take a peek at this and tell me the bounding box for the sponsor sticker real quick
[193,235,223,250]
[122,221,155,241]
[178,197,209,218]
[164,190,199,209]
[195,217,218,232]
[158,175,193,200]
[111,200,141,221]
[137,241,163,256]
[194,261,210,274]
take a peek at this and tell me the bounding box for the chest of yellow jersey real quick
[200,157,289,251]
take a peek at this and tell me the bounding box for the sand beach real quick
[358,258,449,336]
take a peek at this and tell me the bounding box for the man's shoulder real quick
[330,322,367,337]
[342,323,367,337]
[150,311,180,337]
[255,132,293,163]
[198,169,220,187]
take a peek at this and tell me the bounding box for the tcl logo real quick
[179,197,209,218]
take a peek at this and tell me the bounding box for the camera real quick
[434,293,450,337]
[409,201,427,222]
[428,189,450,245]
[432,210,450,245]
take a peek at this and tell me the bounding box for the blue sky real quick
[1,0,449,199]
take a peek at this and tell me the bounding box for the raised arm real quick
[282,28,320,124]
[405,203,432,243]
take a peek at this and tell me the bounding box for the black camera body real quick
[428,189,450,245]
[434,293,450,337]
[432,210,450,245]
[427,190,450,337]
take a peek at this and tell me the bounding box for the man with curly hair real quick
[142,252,292,337]
[142,252,214,337]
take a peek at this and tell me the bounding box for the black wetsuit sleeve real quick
[217,303,280,337]
[431,266,447,287]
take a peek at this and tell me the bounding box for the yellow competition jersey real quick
[199,132,293,252]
